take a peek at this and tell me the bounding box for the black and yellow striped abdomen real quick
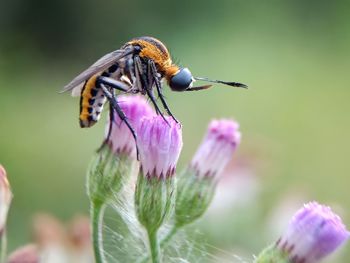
[79,75,107,128]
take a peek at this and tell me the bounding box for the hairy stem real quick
[147,230,161,263]
[91,200,106,263]
[140,226,179,263]
[0,230,7,263]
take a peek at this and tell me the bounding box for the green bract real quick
[135,173,176,234]
[254,245,289,263]
[175,167,216,227]
[87,143,133,204]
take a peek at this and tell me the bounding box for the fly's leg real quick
[99,84,140,159]
[97,76,131,92]
[149,60,178,123]
[97,104,114,153]
[134,56,169,124]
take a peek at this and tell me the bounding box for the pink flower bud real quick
[7,244,39,263]
[0,165,12,235]
[190,119,241,178]
[105,95,155,158]
[277,202,349,263]
[137,116,183,178]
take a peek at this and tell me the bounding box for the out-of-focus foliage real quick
[1,0,350,262]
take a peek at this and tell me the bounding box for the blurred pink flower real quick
[7,244,39,263]
[32,214,69,263]
[68,215,93,263]
[31,213,93,263]
[0,165,12,235]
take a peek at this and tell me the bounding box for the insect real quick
[62,36,247,147]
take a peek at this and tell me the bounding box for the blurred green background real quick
[1,0,350,262]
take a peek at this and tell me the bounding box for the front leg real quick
[149,60,178,123]
[134,56,168,124]
[99,84,139,159]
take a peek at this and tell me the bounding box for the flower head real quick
[137,115,183,178]
[135,116,182,234]
[7,244,40,263]
[190,119,241,178]
[0,164,12,235]
[174,119,241,227]
[105,95,155,158]
[277,202,349,263]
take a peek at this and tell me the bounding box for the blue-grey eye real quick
[169,68,193,91]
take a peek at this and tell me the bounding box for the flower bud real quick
[105,95,155,159]
[135,116,182,233]
[190,119,241,178]
[255,202,350,263]
[0,165,12,235]
[175,119,241,227]
[87,95,154,204]
[7,245,39,263]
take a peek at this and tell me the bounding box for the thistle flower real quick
[0,165,12,235]
[137,115,182,179]
[175,119,241,227]
[87,95,155,204]
[277,202,349,263]
[255,202,350,263]
[190,119,241,178]
[87,95,155,263]
[105,95,155,158]
[135,116,182,263]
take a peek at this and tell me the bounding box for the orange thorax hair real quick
[128,38,179,82]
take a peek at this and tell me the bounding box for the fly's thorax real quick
[127,37,174,75]
[79,75,107,128]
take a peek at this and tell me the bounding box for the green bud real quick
[174,167,216,227]
[254,245,289,263]
[87,143,133,204]
[135,172,176,234]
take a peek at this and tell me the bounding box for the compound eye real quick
[169,68,193,91]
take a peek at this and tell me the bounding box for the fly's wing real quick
[71,82,85,97]
[61,47,135,93]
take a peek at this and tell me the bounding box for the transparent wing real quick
[71,82,85,97]
[61,47,135,93]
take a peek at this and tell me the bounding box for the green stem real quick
[0,229,7,263]
[139,226,179,263]
[91,200,106,263]
[147,230,160,263]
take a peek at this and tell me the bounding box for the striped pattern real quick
[79,75,107,128]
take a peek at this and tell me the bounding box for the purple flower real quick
[277,202,349,263]
[105,95,155,158]
[190,119,241,178]
[0,164,12,235]
[137,116,183,178]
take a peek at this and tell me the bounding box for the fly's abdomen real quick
[79,75,106,128]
